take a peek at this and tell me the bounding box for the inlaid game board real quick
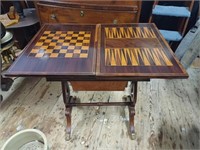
[103,26,173,67]
[6,23,187,78]
[97,24,187,77]
[105,47,173,66]
[104,26,156,39]
[29,31,91,58]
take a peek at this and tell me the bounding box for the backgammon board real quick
[96,24,188,79]
[6,23,187,79]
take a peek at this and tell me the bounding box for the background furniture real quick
[35,0,141,24]
[0,2,40,102]
[6,8,40,49]
[149,1,194,43]
[1,1,40,49]
[0,23,14,100]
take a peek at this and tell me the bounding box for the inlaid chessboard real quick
[29,31,91,58]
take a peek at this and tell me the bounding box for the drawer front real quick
[37,4,139,24]
[70,81,128,91]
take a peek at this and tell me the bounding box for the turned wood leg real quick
[65,104,72,141]
[128,81,138,139]
[129,106,135,139]
[61,81,72,141]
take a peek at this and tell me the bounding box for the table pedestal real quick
[61,81,138,140]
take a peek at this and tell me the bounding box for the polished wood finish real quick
[35,0,141,24]
[29,30,91,58]
[97,24,188,79]
[6,24,97,77]
[5,23,188,79]
[61,80,138,140]
[70,81,127,91]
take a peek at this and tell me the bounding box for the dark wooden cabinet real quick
[35,0,141,24]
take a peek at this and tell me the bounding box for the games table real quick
[5,23,188,140]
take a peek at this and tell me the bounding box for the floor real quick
[0,67,199,150]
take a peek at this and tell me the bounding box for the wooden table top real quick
[5,23,188,80]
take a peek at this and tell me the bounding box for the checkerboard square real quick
[35,42,43,46]
[70,40,77,43]
[68,46,75,49]
[30,49,39,53]
[65,53,73,58]
[63,43,70,46]
[53,37,60,40]
[44,31,51,34]
[35,53,44,57]
[76,43,83,46]
[40,36,47,40]
[65,37,72,40]
[46,49,53,53]
[50,53,59,58]
[49,43,57,46]
[77,37,84,40]
[60,49,67,53]
[74,50,81,54]
[80,53,88,58]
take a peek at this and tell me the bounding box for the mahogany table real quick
[5,23,188,140]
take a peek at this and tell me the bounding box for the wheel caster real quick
[131,132,136,140]
[65,133,71,141]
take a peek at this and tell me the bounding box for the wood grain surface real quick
[5,24,97,77]
[36,1,141,24]
[5,23,188,80]
[98,24,188,79]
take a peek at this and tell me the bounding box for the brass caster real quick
[131,132,136,140]
[65,133,71,141]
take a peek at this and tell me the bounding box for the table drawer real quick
[70,81,128,91]
[37,2,140,24]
